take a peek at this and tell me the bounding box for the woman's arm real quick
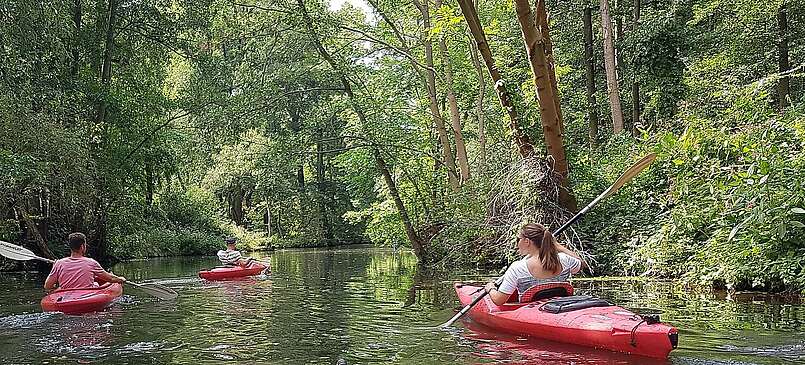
[484,282,512,306]
[555,242,588,269]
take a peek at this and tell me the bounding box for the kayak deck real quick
[454,283,677,359]
[41,283,123,314]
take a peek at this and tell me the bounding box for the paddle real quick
[441,153,657,328]
[0,240,178,300]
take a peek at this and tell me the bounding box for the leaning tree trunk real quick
[583,7,600,147]
[778,4,790,109]
[601,0,624,134]
[16,205,55,260]
[513,0,576,210]
[297,0,427,261]
[413,0,459,190]
[457,0,534,158]
[435,0,470,184]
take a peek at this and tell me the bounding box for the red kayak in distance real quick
[41,282,123,314]
[454,282,678,359]
[198,262,267,281]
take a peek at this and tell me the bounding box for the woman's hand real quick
[484,281,497,294]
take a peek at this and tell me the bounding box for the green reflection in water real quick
[0,246,803,364]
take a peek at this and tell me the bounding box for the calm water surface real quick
[0,246,803,364]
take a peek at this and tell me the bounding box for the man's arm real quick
[95,270,126,284]
[44,274,58,291]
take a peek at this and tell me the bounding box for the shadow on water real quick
[0,246,803,364]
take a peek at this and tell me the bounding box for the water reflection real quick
[0,246,803,364]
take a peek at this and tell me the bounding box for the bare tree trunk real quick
[457,0,534,158]
[513,0,576,210]
[435,0,470,184]
[631,0,641,134]
[583,7,600,147]
[297,0,427,261]
[468,29,486,175]
[71,0,81,78]
[95,0,116,126]
[778,4,790,109]
[413,0,459,190]
[601,0,624,134]
[535,0,564,135]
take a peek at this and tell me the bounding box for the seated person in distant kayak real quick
[44,232,126,291]
[484,223,587,306]
[217,237,257,267]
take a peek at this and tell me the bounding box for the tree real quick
[583,6,600,146]
[601,0,624,133]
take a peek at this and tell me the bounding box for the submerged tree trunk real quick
[297,0,427,261]
[583,7,600,147]
[601,0,624,134]
[413,0,459,190]
[457,0,534,158]
[468,30,487,175]
[435,0,470,184]
[778,4,790,109]
[513,0,576,210]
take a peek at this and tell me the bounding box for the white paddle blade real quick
[129,282,178,300]
[601,153,657,199]
[0,240,41,261]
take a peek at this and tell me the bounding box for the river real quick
[0,246,803,364]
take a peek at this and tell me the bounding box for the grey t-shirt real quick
[497,253,581,299]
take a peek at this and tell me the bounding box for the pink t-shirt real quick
[47,257,105,289]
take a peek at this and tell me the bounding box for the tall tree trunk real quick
[457,0,534,158]
[95,0,116,127]
[778,4,790,109]
[413,0,459,190]
[583,7,600,147]
[297,0,427,261]
[513,0,576,210]
[468,29,487,175]
[71,0,81,78]
[435,0,470,184]
[601,0,624,134]
[264,199,272,236]
[631,0,641,133]
[145,162,154,206]
[229,184,244,226]
[316,129,333,241]
[535,0,564,135]
[287,104,306,191]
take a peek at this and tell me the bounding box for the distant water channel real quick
[1,245,803,364]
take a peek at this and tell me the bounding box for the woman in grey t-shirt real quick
[483,223,587,305]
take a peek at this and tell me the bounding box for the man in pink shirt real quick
[44,232,126,290]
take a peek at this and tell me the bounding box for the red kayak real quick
[41,282,123,314]
[454,282,677,359]
[198,262,267,280]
